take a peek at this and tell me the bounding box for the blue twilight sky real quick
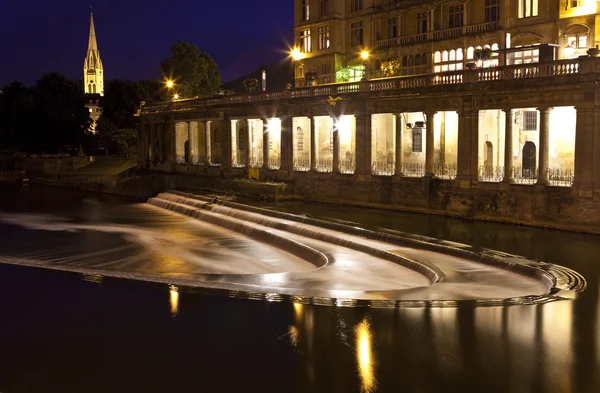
[0,0,294,87]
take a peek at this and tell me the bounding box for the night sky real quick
[0,0,294,87]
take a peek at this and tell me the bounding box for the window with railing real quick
[320,0,330,16]
[417,12,427,34]
[387,18,397,39]
[351,0,363,11]
[318,26,330,50]
[351,21,364,47]
[518,0,538,18]
[567,34,587,49]
[434,49,463,72]
[523,110,538,131]
[448,5,464,28]
[302,0,310,21]
[300,29,312,52]
[412,128,423,152]
[485,0,500,22]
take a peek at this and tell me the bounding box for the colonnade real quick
[140,105,584,188]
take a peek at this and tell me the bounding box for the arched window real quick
[408,55,414,66]
[457,48,464,61]
[415,54,421,65]
[402,56,407,67]
[449,50,456,61]
[422,53,428,64]
[442,50,449,62]
[467,46,474,60]
[434,51,441,63]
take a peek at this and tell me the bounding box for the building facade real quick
[84,12,104,132]
[292,0,600,86]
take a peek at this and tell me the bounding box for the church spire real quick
[87,11,98,53]
[83,9,104,96]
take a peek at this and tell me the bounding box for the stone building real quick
[83,12,104,133]
[292,0,598,86]
[137,1,600,233]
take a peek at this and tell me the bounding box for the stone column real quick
[395,114,403,175]
[537,107,551,185]
[281,116,293,172]
[263,121,269,170]
[502,108,514,182]
[355,113,369,175]
[440,112,446,168]
[222,119,232,170]
[574,105,595,189]
[455,105,479,186]
[203,121,211,165]
[310,117,317,171]
[332,121,340,174]
[188,121,194,164]
[425,110,436,176]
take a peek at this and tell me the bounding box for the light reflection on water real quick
[169,286,179,318]
[355,318,377,393]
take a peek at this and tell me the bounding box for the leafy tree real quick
[160,41,221,98]
[0,82,35,150]
[95,116,137,156]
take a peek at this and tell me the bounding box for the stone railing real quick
[293,157,311,172]
[371,161,396,176]
[143,58,586,114]
[374,21,500,49]
[434,164,457,179]
[401,162,425,178]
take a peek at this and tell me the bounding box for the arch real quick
[522,142,537,177]
[491,43,499,50]
[422,53,428,64]
[402,56,408,67]
[467,46,474,59]
[484,141,493,167]
[408,55,414,66]
[415,54,421,65]
[442,50,449,62]
[562,23,591,36]
[449,49,456,61]
[511,31,544,47]
[434,51,441,63]
[457,48,464,61]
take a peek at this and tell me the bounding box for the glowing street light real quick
[173,93,180,100]
[291,48,305,61]
[166,80,174,89]
[361,50,370,60]
[361,50,370,80]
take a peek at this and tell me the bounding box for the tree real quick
[160,41,221,98]
[95,116,137,156]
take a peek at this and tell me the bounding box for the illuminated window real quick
[351,0,363,11]
[320,0,330,16]
[318,26,330,50]
[512,44,540,64]
[523,111,538,131]
[417,12,427,34]
[518,0,538,18]
[388,18,397,39]
[434,48,463,72]
[449,5,464,28]
[485,0,500,22]
[302,0,310,21]
[351,21,364,47]
[412,128,423,153]
[300,29,312,52]
[402,53,428,75]
[567,34,587,49]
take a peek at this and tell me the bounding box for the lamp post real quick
[361,50,370,81]
[291,48,305,88]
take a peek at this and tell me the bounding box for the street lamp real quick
[361,50,370,80]
[173,93,179,100]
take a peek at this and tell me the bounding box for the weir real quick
[143,191,586,305]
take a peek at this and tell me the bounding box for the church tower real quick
[84,11,103,132]
[84,11,103,96]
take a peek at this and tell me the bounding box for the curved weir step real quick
[150,192,442,283]
[142,191,587,305]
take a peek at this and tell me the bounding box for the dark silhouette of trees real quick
[160,41,221,99]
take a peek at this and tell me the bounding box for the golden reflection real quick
[293,303,303,320]
[355,318,377,393]
[169,286,179,317]
[288,325,299,348]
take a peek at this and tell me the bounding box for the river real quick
[0,182,598,393]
